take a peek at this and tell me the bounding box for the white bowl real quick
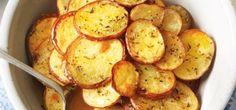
[1,0,236,110]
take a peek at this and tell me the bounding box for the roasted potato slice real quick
[27,16,56,58]
[49,49,71,85]
[44,87,64,110]
[33,40,65,86]
[112,60,139,97]
[57,0,70,15]
[115,0,146,7]
[67,88,94,110]
[66,38,124,88]
[74,0,128,40]
[174,29,215,80]
[136,64,176,99]
[131,81,199,110]
[52,11,78,54]
[163,81,199,110]
[169,5,192,33]
[126,20,165,64]
[68,0,97,12]
[155,32,185,70]
[83,82,121,108]
[161,9,182,35]
[130,4,164,27]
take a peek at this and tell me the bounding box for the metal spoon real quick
[0,48,66,110]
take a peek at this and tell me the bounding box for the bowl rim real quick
[0,0,236,110]
[0,0,27,110]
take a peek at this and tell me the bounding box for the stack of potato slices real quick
[26,0,215,110]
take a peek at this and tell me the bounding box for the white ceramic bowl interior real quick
[1,0,236,110]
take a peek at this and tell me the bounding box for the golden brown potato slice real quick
[33,40,65,86]
[115,0,146,7]
[126,20,165,64]
[131,81,199,110]
[27,16,56,58]
[83,82,121,108]
[74,0,128,40]
[52,11,78,54]
[68,0,97,12]
[161,9,182,35]
[173,29,215,80]
[169,5,192,33]
[163,81,199,110]
[155,32,185,70]
[44,87,64,110]
[49,49,71,85]
[66,38,124,88]
[135,64,176,99]
[57,0,70,15]
[130,4,164,27]
[67,88,94,110]
[112,60,139,97]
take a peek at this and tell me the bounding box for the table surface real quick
[0,0,236,110]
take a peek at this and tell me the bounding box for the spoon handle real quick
[0,48,66,109]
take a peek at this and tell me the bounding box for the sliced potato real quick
[94,105,124,110]
[67,88,94,110]
[169,5,192,33]
[66,38,124,88]
[52,11,78,54]
[27,16,56,58]
[68,0,97,12]
[131,81,199,110]
[83,82,121,108]
[115,0,146,7]
[126,20,165,64]
[112,60,139,97]
[33,40,65,86]
[130,4,165,27]
[161,9,182,35]
[163,81,199,110]
[57,0,70,15]
[74,0,128,40]
[49,49,71,85]
[174,29,215,80]
[44,87,64,110]
[155,32,185,70]
[136,64,176,99]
